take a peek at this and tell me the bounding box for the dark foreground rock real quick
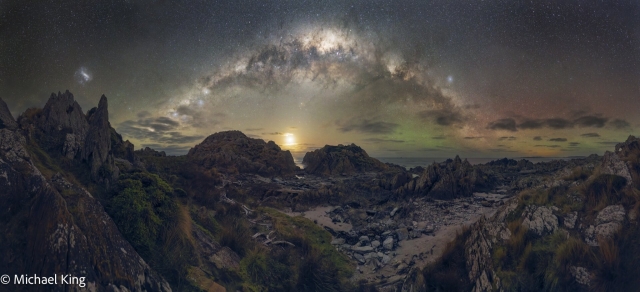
[0,99,171,291]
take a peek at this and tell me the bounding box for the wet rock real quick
[396,227,409,241]
[383,237,394,250]
[381,254,391,265]
[331,238,345,245]
[390,207,400,217]
[354,253,365,263]
[366,209,376,216]
[371,240,381,249]
[352,246,374,254]
[522,205,558,236]
[359,235,370,243]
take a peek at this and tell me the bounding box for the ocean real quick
[375,156,582,169]
[293,156,582,170]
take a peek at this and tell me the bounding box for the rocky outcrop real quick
[302,143,388,176]
[601,151,633,186]
[598,136,640,187]
[37,91,90,159]
[135,146,167,157]
[463,200,515,292]
[584,204,626,246]
[0,116,171,291]
[522,205,558,236]
[397,156,494,199]
[187,130,298,176]
[27,91,119,184]
[83,95,118,184]
[0,98,17,130]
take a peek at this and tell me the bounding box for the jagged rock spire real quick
[84,95,118,183]
[0,97,17,130]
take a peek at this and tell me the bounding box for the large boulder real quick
[187,130,298,176]
[302,143,387,176]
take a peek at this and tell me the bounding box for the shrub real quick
[584,174,627,211]
[108,172,192,286]
[218,216,252,257]
[420,228,472,291]
[240,248,293,290]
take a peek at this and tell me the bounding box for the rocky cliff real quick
[302,143,388,176]
[0,97,171,291]
[187,130,298,176]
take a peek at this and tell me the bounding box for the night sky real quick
[2,1,639,159]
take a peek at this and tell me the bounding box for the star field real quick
[1,0,639,159]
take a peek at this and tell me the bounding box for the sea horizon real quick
[292,155,586,170]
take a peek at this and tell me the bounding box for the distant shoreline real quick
[374,156,586,169]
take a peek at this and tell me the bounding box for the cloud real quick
[549,138,567,142]
[362,138,405,143]
[263,132,285,135]
[545,118,573,129]
[569,142,580,146]
[137,111,151,118]
[337,118,399,134]
[573,115,608,128]
[431,135,447,140]
[487,118,517,131]
[581,132,600,137]
[519,119,545,130]
[535,145,561,148]
[498,136,516,141]
[169,105,220,128]
[118,117,205,146]
[490,114,614,131]
[418,109,465,126]
[464,136,482,140]
[598,141,619,146]
[610,119,630,129]
[245,128,264,131]
[533,136,542,141]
